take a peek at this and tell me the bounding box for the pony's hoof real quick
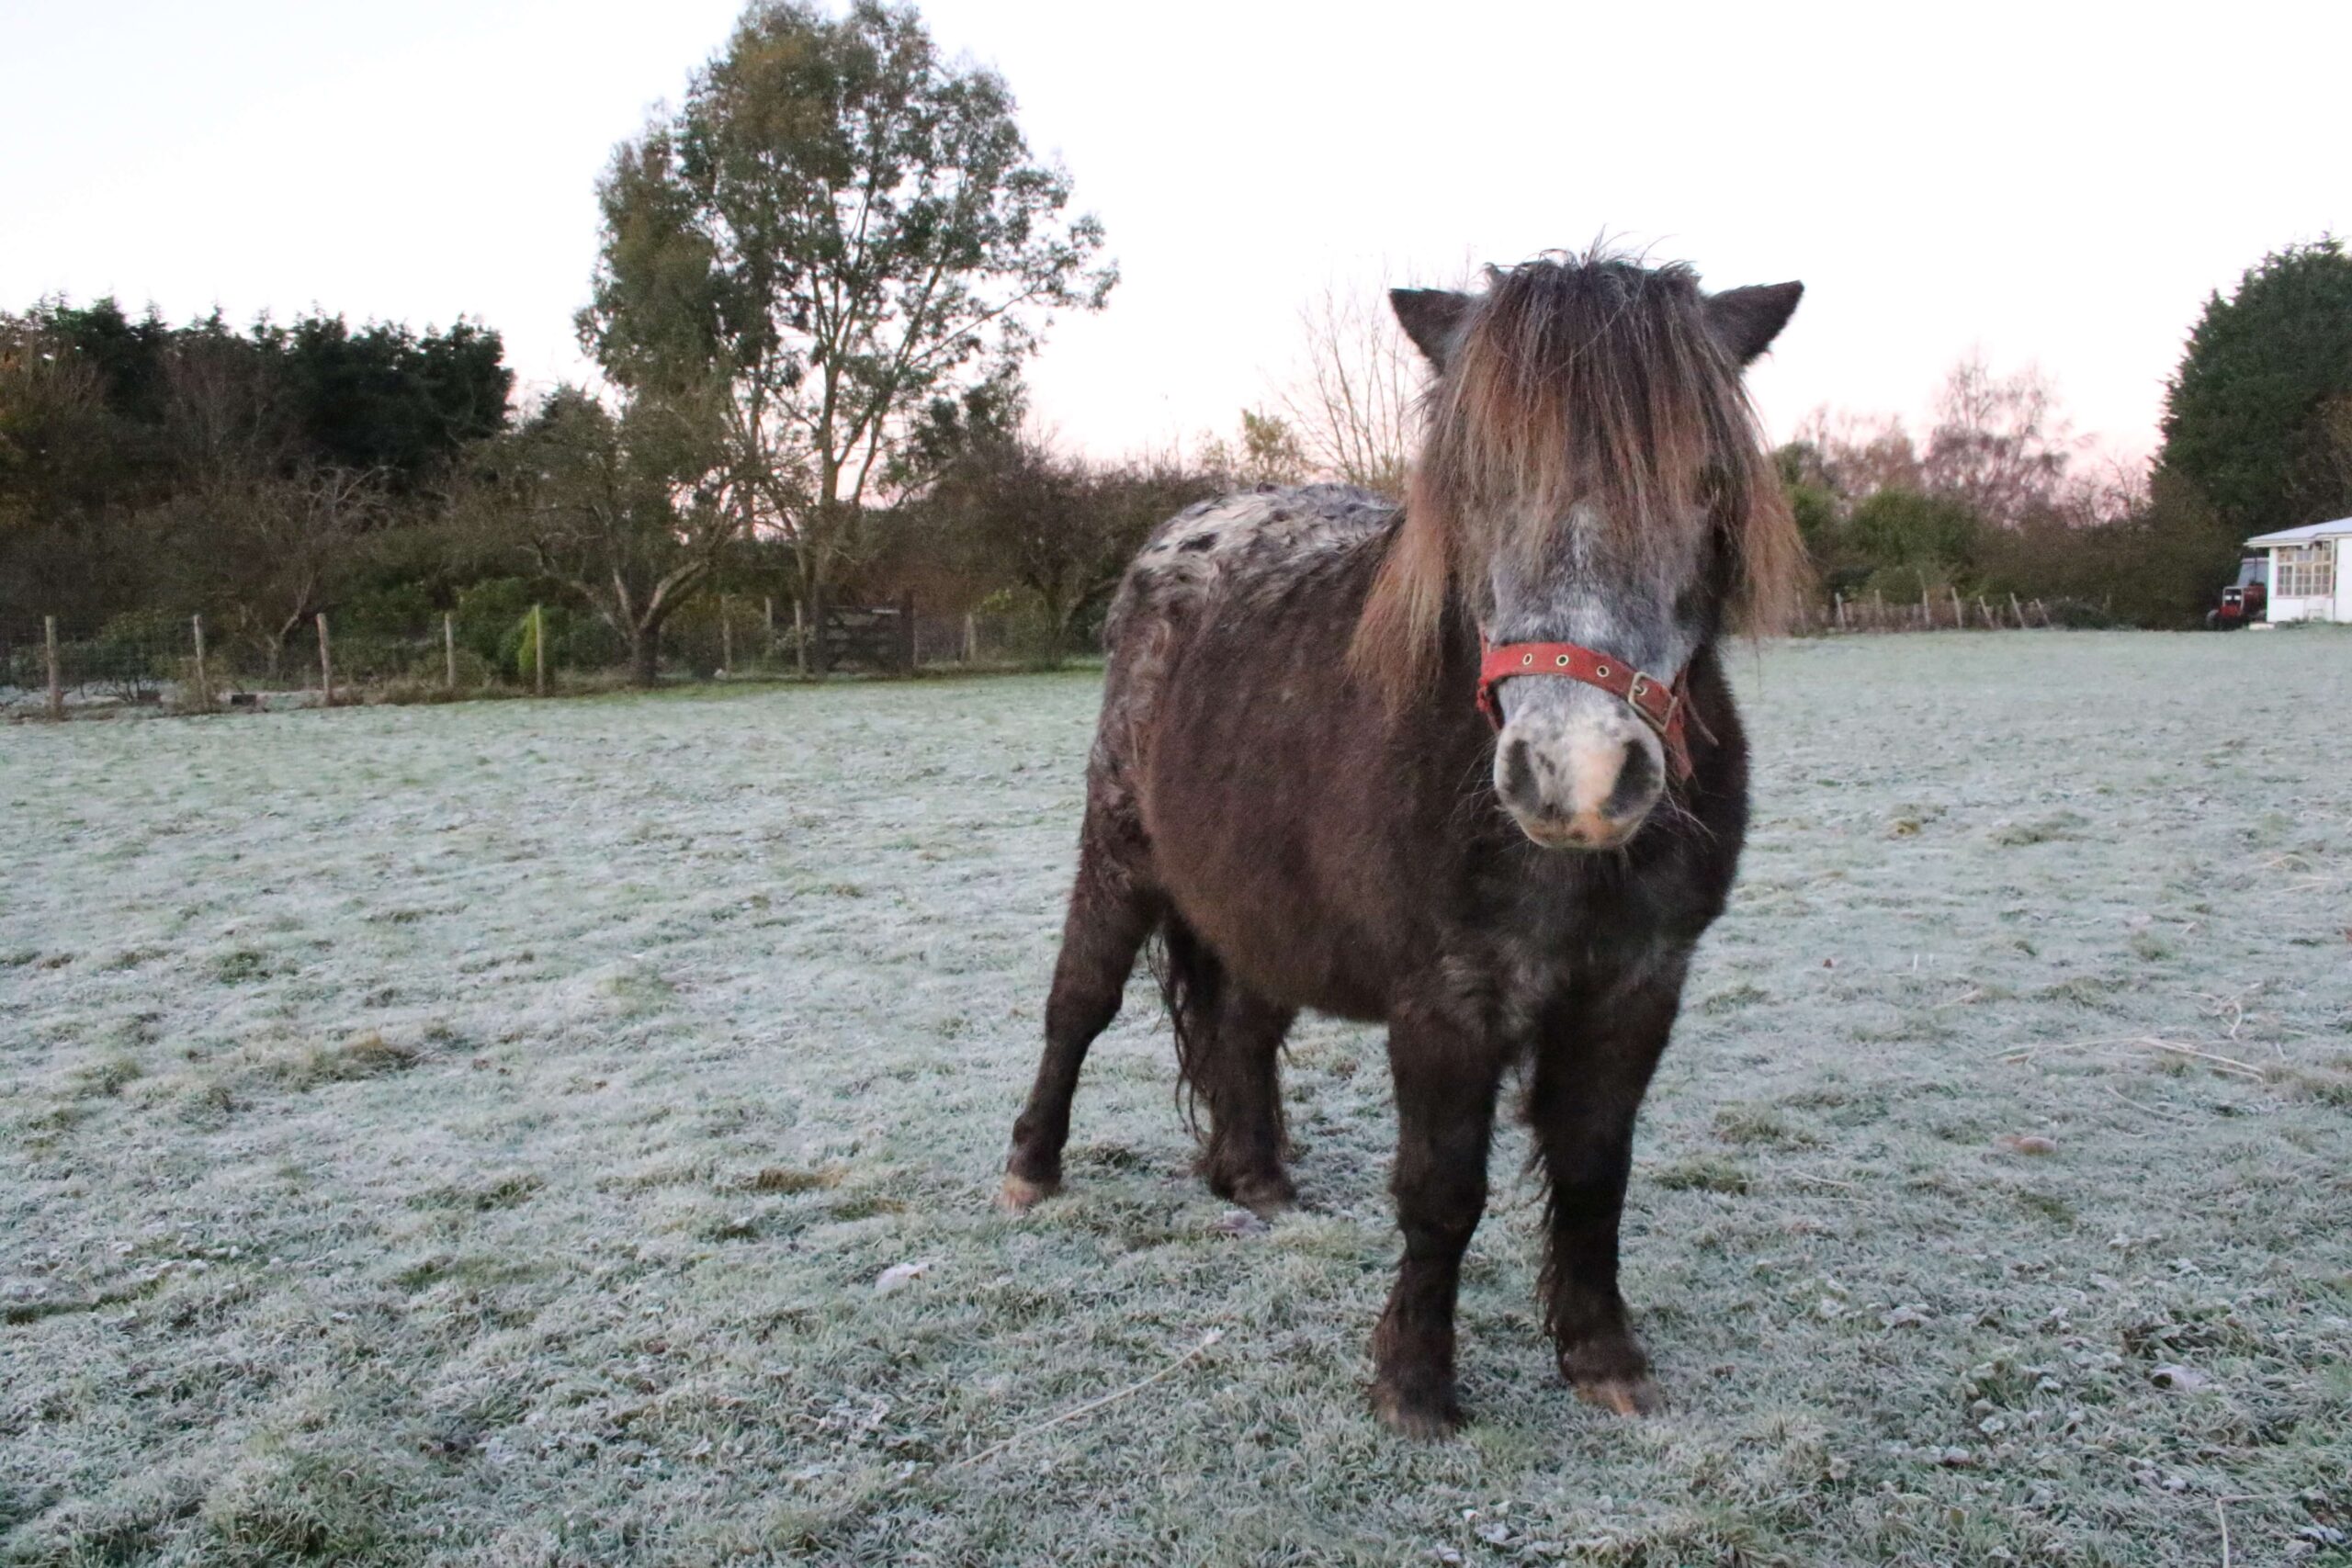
[1371,1379,1464,1439]
[1573,1374,1664,1416]
[996,1172,1057,1213]
[1227,1172,1297,1221]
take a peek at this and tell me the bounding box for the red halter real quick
[1476,638,1694,782]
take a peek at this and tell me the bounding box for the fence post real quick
[898,592,917,673]
[1950,586,1965,628]
[45,615,62,721]
[1833,592,1846,631]
[2008,592,2025,629]
[793,599,808,677]
[532,604,547,696]
[720,594,734,674]
[316,613,334,706]
[764,596,775,664]
[192,614,209,710]
[962,611,978,663]
[444,612,457,691]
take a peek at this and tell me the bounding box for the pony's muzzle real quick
[1495,725,1665,851]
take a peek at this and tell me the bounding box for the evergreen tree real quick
[2159,237,2352,535]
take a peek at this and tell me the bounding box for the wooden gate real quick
[818,592,917,672]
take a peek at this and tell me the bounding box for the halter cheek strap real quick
[1476,637,1694,782]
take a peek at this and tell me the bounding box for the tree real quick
[580,0,1114,670]
[271,315,513,485]
[1195,408,1306,489]
[1276,277,1418,495]
[466,387,731,686]
[920,431,1220,659]
[1783,409,1923,505]
[1921,355,2076,529]
[2,299,514,634]
[2160,236,2352,536]
[198,462,390,671]
[0,314,134,623]
[1842,489,1983,593]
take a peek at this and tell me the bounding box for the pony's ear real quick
[1705,281,1804,365]
[1389,288,1473,367]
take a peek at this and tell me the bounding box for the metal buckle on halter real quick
[1625,671,1677,739]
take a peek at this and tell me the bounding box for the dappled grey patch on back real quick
[1114,484,1396,637]
[1092,484,1398,793]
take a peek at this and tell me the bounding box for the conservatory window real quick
[2275,541,2335,600]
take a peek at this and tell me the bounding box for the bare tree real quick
[2054,449,2152,529]
[922,432,1222,660]
[1786,408,1924,503]
[202,463,388,672]
[1275,277,1419,496]
[160,327,288,484]
[1921,354,2080,528]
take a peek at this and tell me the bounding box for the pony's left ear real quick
[1390,288,1473,367]
[1705,282,1804,365]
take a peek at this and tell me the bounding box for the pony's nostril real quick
[1499,737,1541,813]
[1604,740,1661,818]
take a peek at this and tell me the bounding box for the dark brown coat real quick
[1001,254,1804,1436]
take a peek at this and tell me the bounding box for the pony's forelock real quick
[1351,252,1808,706]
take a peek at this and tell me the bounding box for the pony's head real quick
[1352,254,1805,850]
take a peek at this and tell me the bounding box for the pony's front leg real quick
[1530,964,1686,1415]
[1370,1010,1508,1438]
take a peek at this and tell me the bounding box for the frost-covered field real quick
[4,632,2348,1567]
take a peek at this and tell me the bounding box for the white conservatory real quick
[2245,517,2352,624]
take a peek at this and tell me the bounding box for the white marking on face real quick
[1482,501,1690,847]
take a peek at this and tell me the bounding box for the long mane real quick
[1350,254,1806,703]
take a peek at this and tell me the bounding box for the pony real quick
[998,252,1806,1436]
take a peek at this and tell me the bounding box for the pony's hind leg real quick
[1194,981,1298,1218]
[1001,823,1157,1211]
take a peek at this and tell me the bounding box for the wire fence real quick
[3,588,2109,722]
[1800,590,2087,633]
[1,602,1064,721]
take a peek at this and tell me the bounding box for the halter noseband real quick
[1476,637,1694,782]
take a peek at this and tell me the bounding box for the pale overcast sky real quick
[6,0,2346,467]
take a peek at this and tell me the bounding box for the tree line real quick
[1779,236,2352,628]
[6,0,2348,689]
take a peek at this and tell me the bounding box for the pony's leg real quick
[1001,829,1157,1211]
[1370,1009,1510,1438]
[1528,966,1685,1416]
[1197,986,1298,1218]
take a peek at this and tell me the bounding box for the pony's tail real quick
[1147,913,1221,1137]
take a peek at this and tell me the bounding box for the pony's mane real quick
[1351,253,1807,703]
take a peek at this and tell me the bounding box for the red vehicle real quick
[2208,558,2268,629]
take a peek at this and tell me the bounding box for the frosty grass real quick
[3,630,2347,1566]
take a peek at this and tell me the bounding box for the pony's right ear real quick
[1389,288,1472,367]
[1705,282,1804,365]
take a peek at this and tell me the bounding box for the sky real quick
[6,0,2346,469]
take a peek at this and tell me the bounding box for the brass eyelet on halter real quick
[1555,654,1570,668]
[1594,662,1611,678]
